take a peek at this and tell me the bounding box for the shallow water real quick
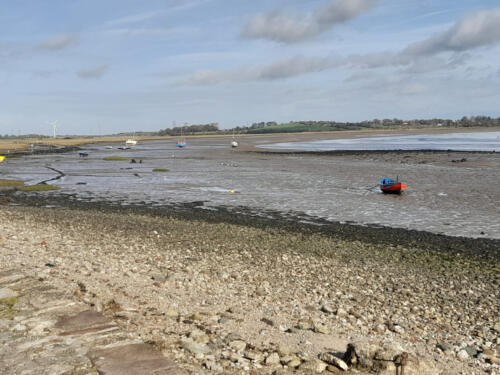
[259,131,500,152]
[2,135,499,239]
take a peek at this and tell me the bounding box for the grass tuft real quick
[103,156,128,161]
[18,184,60,192]
[0,179,24,187]
[153,168,169,172]
[0,297,19,319]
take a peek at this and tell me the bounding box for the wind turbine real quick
[47,121,58,138]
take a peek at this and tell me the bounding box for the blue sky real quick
[1,0,499,135]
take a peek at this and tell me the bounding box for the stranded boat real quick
[379,178,406,194]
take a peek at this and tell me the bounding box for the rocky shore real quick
[1,204,499,374]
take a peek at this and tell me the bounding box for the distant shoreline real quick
[1,125,498,154]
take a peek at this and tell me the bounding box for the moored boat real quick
[379,178,406,194]
[176,140,186,148]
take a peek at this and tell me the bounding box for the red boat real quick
[380,178,407,194]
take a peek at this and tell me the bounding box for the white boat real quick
[125,139,137,146]
[231,130,238,148]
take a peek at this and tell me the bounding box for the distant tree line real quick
[156,123,219,136]
[234,116,500,134]
[1,116,498,138]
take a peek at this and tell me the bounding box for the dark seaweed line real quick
[2,190,499,262]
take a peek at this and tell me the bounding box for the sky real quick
[1,0,500,135]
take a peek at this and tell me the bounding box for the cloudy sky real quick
[1,0,499,135]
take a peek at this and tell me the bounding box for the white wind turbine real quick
[47,120,58,138]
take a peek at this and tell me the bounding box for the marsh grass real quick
[103,156,128,161]
[0,179,24,187]
[0,297,19,319]
[153,168,169,172]
[18,184,60,192]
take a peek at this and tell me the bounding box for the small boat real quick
[380,178,406,194]
[231,130,238,148]
[125,139,137,146]
[176,126,186,148]
[105,146,113,149]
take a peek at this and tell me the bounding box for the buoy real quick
[230,189,235,194]
[0,155,5,163]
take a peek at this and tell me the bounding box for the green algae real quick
[0,296,19,319]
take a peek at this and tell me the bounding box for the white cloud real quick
[241,0,376,43]
[403,8,500,56]
[180,56,341,85]
[76,65,108,79]
[37,34,78,51]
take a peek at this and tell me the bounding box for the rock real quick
[165,308,179,318]
[181,338,211,355]
[494,322,500,333]
[0,288,18,300]
[261,317,274,326]
[313,323,330,334]
[344,340,437,375]
[287,358,301,368]
[244,350,265,362]
[318,352,348,371]
[335,308,347,318]
[265,352,281,365]
[189,313,203,321]
[297,319,314,330]
[321,305,334,314]
[457,349,469,360]
[277,346,292,356]
[464,346,477,357]
[300,359,327,373]
[229,340,246,352]
[437,342,454,353]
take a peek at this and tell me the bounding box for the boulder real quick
[343,340,437,375]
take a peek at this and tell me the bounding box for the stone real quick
[437,342,454,353]
[261,317,274,326]
[300,359,327,373]
[318,352,348,371]
[165,309,179,318]
[181,338,211,355]
[0,288,18,300]
[297,319,314,330]
[321,305,334,314]
[457,349,469,360]
[314,323,330,334]
[229,340,247,352]
[345,340,437,375]
[265,352,281,365]
[89,343,184,375]
[335,308,347,318]
[244,350,265,362]
[464,346,477,357]
[287,358,301,368]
